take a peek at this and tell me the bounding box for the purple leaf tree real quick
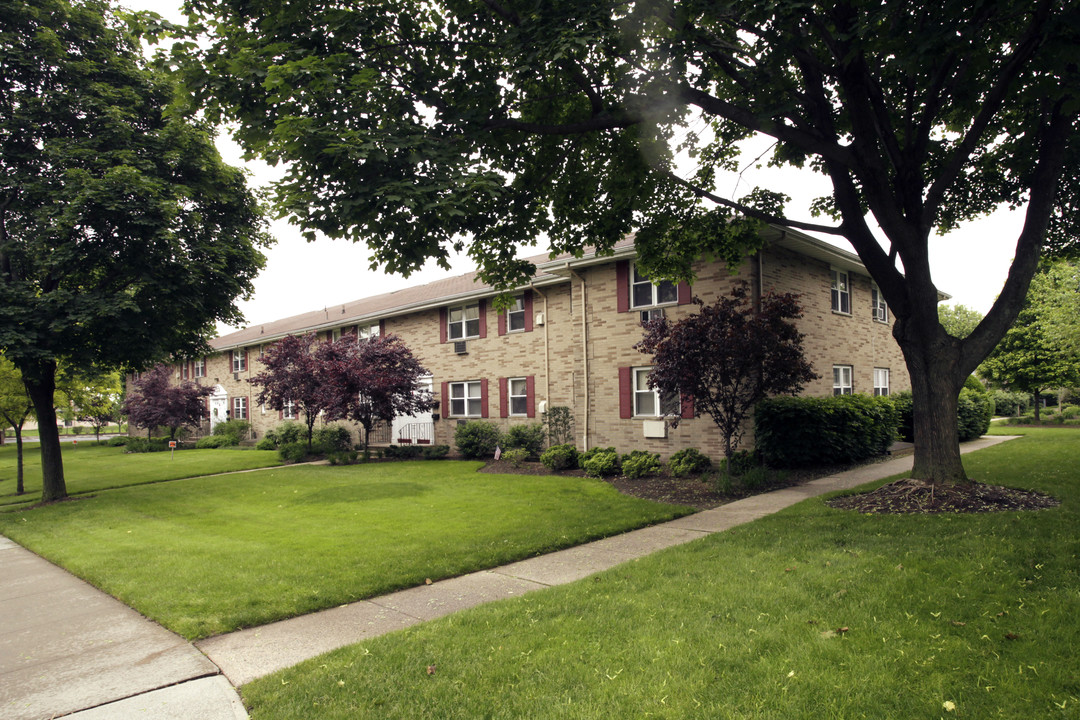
[249,333,326,450]
[316,334,434,456]
[635,283,818,461]
[124,364,213,441]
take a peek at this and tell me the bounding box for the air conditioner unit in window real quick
[453,341,468,355]
[640,307,665,325]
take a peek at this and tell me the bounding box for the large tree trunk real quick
[894,309,970,485]
[23,360,67,502]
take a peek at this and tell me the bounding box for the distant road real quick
[3,433,122,445]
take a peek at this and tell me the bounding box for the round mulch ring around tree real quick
[827,479,1060,515]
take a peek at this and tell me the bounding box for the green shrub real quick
[108,436,129,447]
[255,436,277,451]
[667,448,712,477]
[502,448,530,468]
[385,444,422,459]
[196,435,236,449]
[990,389,1030,417]
[421,444,450,460]
[278,442,309,463]
[892,391,914,442]
[1059,405,1079,420]
[502,422,546,459]
[125,437,169,453]
[721,449,761,476]
[542,406,575,446]
[213,419,251,443]
[455,421,501,459]
[540,444,578,472]
[71,426,84,435]
[755,394,899,468]
[957,387,994,441]
[963,375,987,393]
[582,449,620,478]
[314,424,353,453]
[327,450,359,465]
[267,421,306,447]
[621,451,661,479]
[578,446,617,469]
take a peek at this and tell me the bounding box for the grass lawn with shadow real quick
[0,460,691,640]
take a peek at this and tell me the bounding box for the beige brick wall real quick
[153,245,910,459]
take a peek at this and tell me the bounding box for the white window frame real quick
[630,264,678,310]
[831,268,851,315]
[873,368,890,397]
[507,295,526,333]
[509,377,528,416]
[282,399,296,419]
[193,358,206,378]
[449,381,483,417]
[871,284,889,323]
[358,323,380,340]
[448,304,480,341]
[232,350,247,373]
[833,365,853,395]
[632,366,679,417]
[232,396,248,420]
[332,328,342,341]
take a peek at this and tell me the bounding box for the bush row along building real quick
[145,227,909,458]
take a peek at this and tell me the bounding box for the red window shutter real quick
[441,382,449,418]
[681,394,695,420]
[478,300,487,339]
[278,409,283,420]
[379,319,386,335]
[678,281,692,305]
[526,375,535,418]
[439,308,448,344]
[480,378,489,418]
[616,260,630,313]
[497,308,506,336]
[524,291,534,332]
[619,367,633,419]
[498,377,508,418]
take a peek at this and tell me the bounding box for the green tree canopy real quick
[938,305,985,340]
[178,0,1079,485]
[0,355,34,494]
[0,0,271,501]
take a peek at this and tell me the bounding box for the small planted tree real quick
[124,364,213,440]
[0,356,34,494]
[249,334,326,450]
[317,334,434,457]
[636,284,818,461]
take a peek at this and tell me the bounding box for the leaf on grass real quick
[427,664,437,675]
[1005,633,1020,640]
[425,578,433,585]
[951,620,966,627]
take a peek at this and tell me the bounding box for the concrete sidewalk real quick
[1,435,1016,718]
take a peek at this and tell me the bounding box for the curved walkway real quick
[0,436,1016,719]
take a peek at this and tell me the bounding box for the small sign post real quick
[169,440,177,459]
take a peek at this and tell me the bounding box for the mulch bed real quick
[481,450,1061,515]
[826,478,1060,514]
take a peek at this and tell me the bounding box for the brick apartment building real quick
[152,226,908,458]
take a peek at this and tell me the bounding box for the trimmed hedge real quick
[667,447,712,477]
[455,421,501,459]
[540,444,578,472]
[195,435,237,449]
[893,388,994,443]
[755,394,899,468]
[582,449,620,478]
[502,423,546,459]
[621,450,661,479]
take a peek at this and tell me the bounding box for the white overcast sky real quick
[125,0,1022,333]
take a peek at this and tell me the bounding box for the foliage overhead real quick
[0,355,34,494]
[938,305,986,340]
[636,284,818,459]
[0,0,270,501]
[124,364,213,440]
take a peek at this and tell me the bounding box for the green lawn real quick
[0,461,690,639]
[240,428,1079,720]
[0,443,282,508]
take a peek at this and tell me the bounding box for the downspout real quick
[528,283,551,412]
[568,269,590,452]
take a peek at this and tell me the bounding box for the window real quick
[871,284,889,323]
[448,304,480,340]
[873,368,890,396]
[633,367,680,417]
[358,323,380,340]
[282,400,296,419]
[630,264,678,309]
[450,381,483,417]
[507,296,526,332]
[232,349,247,373]
[332,328,342,341]
[833,365,853,395]
[194,358,206,378]
[181,363,190,380]
[509,378,528,416]
[831,268,851,314]
[232,396,248,420]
